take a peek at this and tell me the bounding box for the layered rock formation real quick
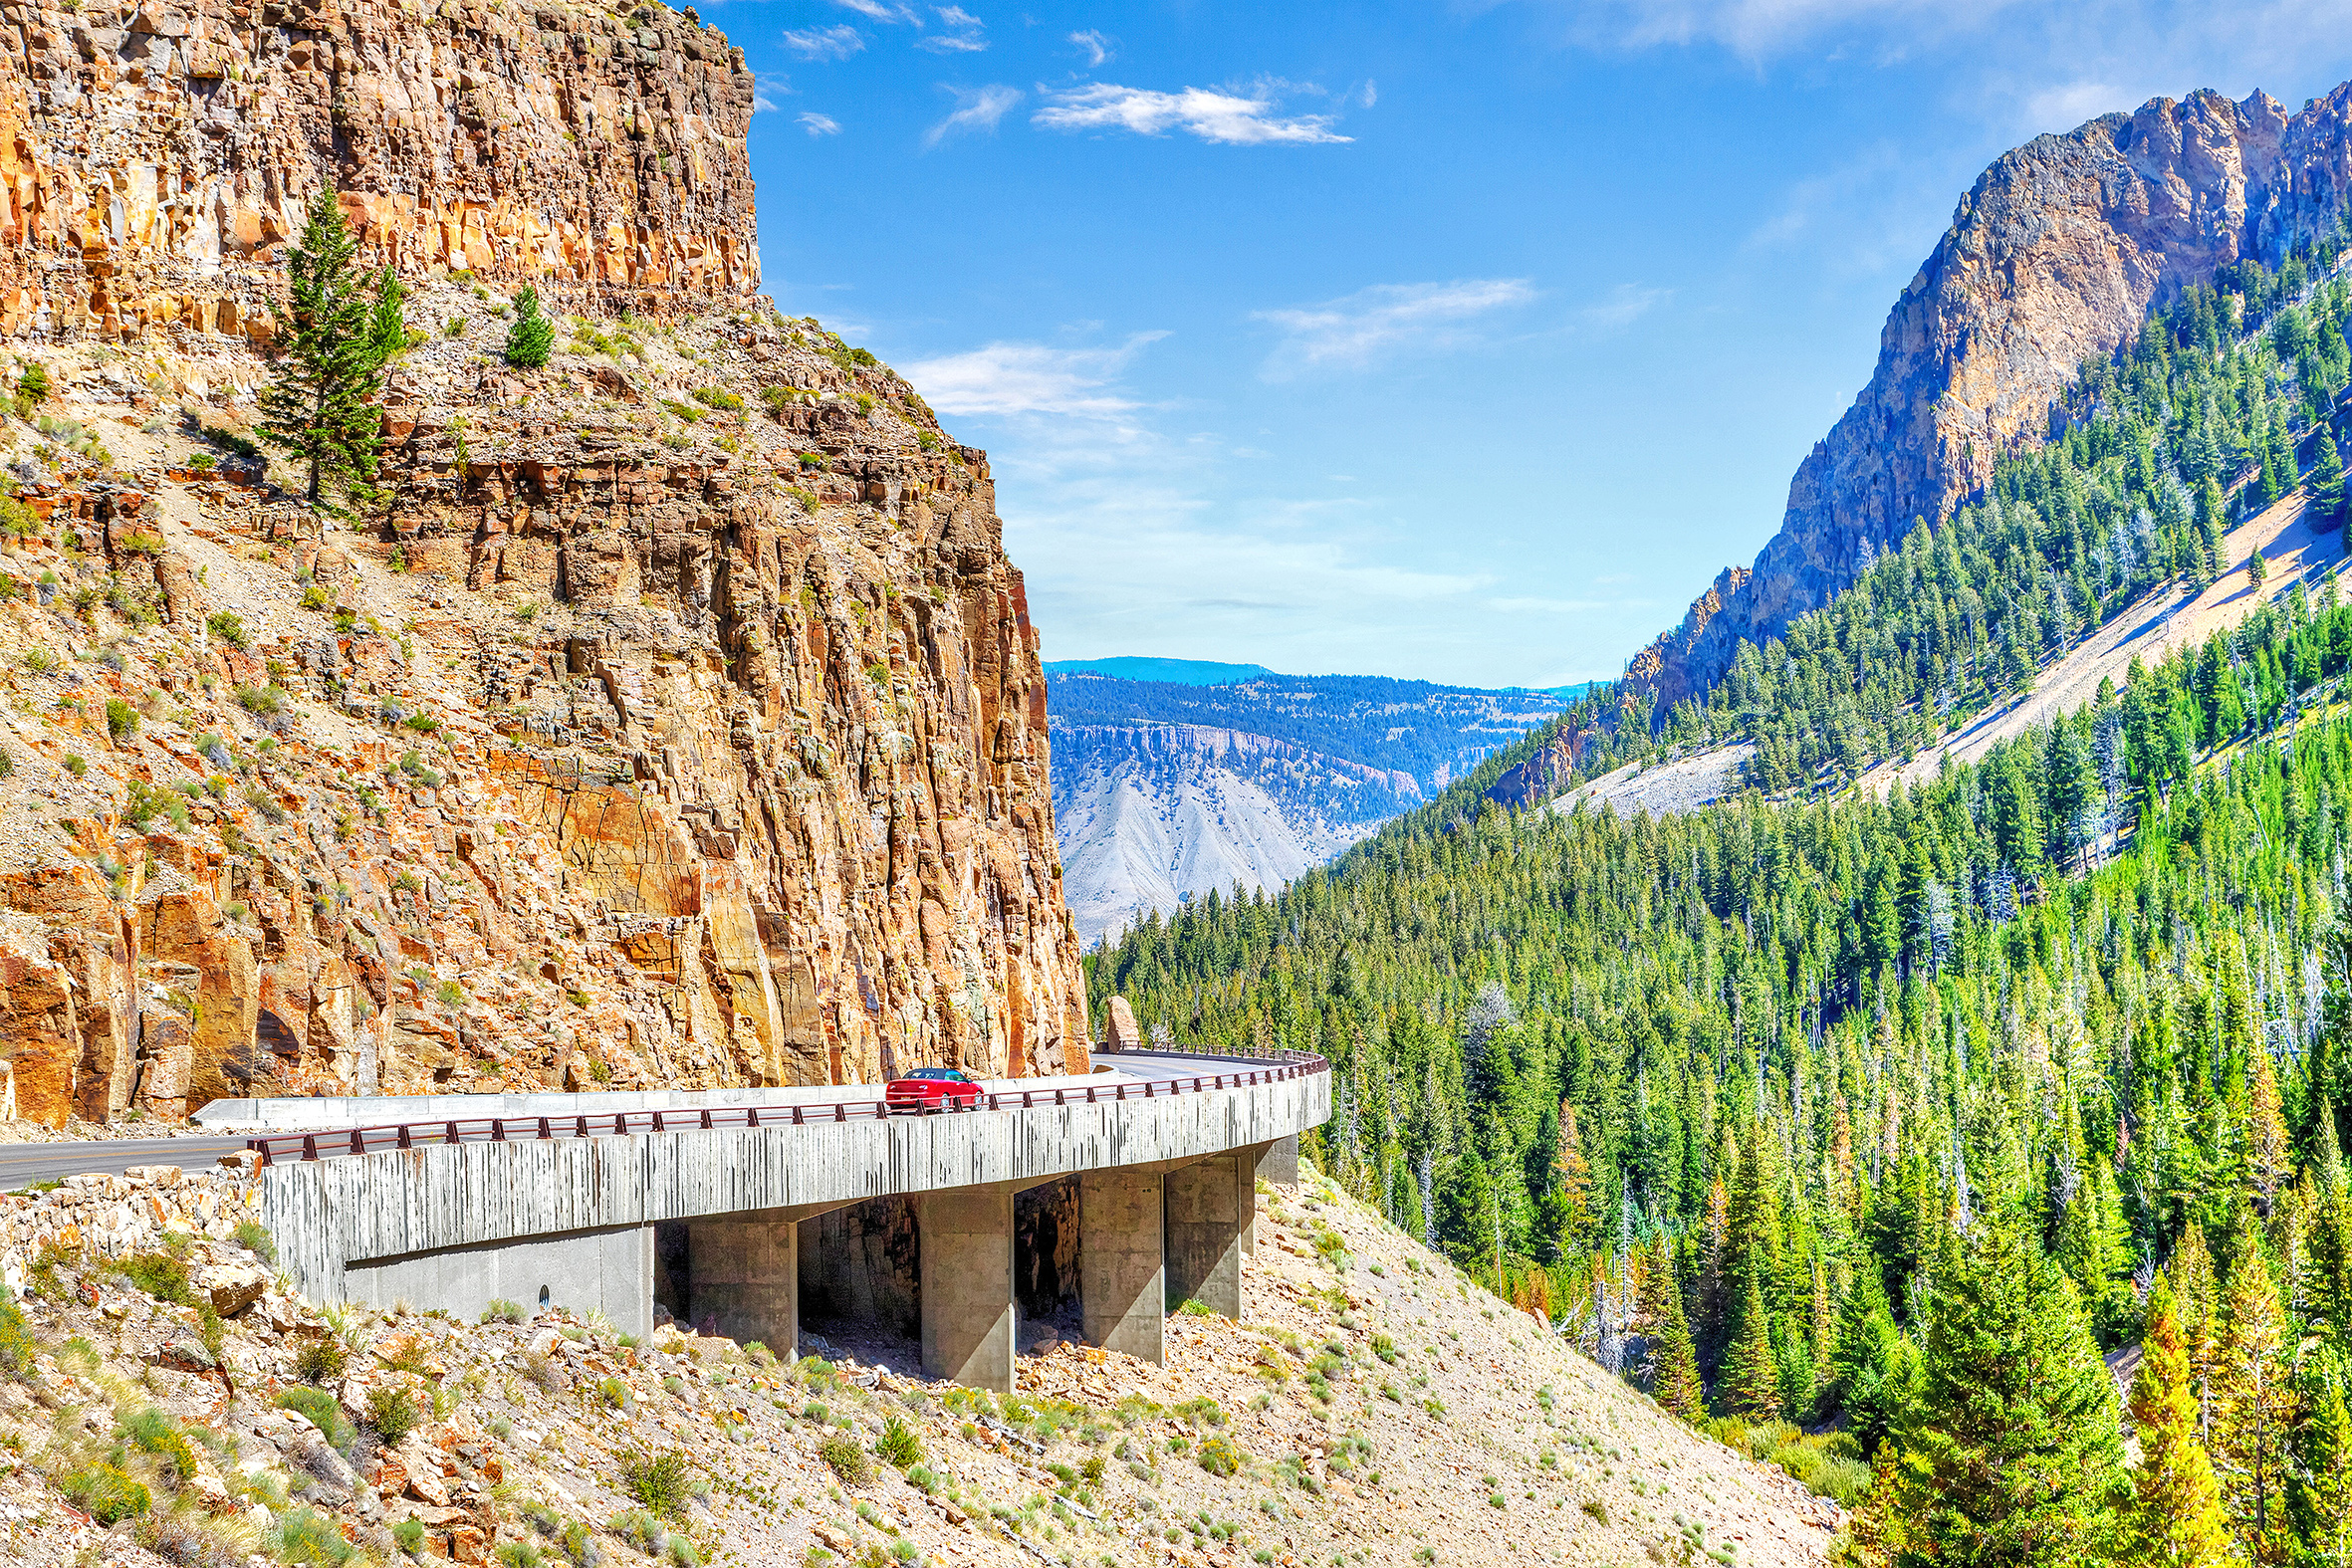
[0,0,1089,1125]
[1629,83,2352,719]
[0,0,757,341]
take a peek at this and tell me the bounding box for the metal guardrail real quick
[245,1050,1327,1166]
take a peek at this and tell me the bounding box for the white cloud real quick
[1069,29,1112,66]
[917,3,988,52]
[1252,279,1536,374]
[1580,283,1669,329]
[799,112,843,135]
[750,74,791,112]
[1542,0,2023,62]
[923,84,1022,147]
[899,334,1167,417]
[1034,82,1352,144]
[782,24,863,60]
[827,0,915,20]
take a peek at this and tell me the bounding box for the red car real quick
[885,1067,986,1114]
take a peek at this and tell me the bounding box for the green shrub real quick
[295,1336,349,1386]
[273,1505,355,1565]
[819,1433,871,1486]
[393,1517,426,1555]
[206,609,250,649]
[63,1462,149,1523]
[596,1376,630,1410]
[234,1220,278,1264]
[119,1405,200,1484]
[235,683,284,717]
[105,697,136,741]
[1197,1436,1243,1477]
[874,1416,920,1468]
[496,1543,544,1568]
[619,1449,694,1520]
[505,287,554,369]
[17,362,48,403]
[365,1384,421,1446]
[63,753,85,777]
[608,1510,665,1556]
[272,1386,354,1450]
[482,1298,526,1324]
[690,386,744,413]
[114,1251,190,1304]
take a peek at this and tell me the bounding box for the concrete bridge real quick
[247,1051,1327,1390]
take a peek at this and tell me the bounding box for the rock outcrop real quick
[1629,82,2352,719]
[0,0,1089,1124]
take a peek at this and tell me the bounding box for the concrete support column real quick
[1078,1168,1164,1364]
[1257,1134,1299,1189]
[685,1210,799,1352]
[918,1182,1016,1392]
[1166,1151,1248,1319]
[1237,1140,1270,1259]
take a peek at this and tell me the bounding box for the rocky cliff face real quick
[1630,82,2352,719]
[0,0,1089,1126]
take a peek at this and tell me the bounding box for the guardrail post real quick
[537,1117,551,1140]
[653,1112,665,1133]
[302,1134,318,1162]
[700,1109,713,1130]
[748,1107,760,1129]
[445,1120,459,1146]
[397,1125,411,1150]
[349,1128,365,1156]
[491,1119,505,1143]
[793,1105,805,1125]
[833,1102,845,1123]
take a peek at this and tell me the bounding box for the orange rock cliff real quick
[0,0,1091,1126]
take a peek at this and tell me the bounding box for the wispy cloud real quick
[1252,279,1537,375]
[783,24,864,60]
[1034,81,1353,144]
[1580,283,1669,329]
[826,0,918,21]
[899,334,1167,416]
[1539,0,2023,62]
[916,4,988,52]
[924,84,1022,147]
[751,74,791,113]
[798,112,843,135]
[1068,29,1112,66]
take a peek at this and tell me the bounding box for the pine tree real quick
[257,186,398,510]
[1643,1237,1704,1421]
[368,268,408,363]
[2123,1273,2233,1568]
[505,285,555,369]
[2174,1225,2224,1434]
[1721,1268,1783,1420]
[1555,1099,1594,1242]
[2214,1229,2293,1564]
[2312,425,2346,532]
[1882,1221,2124,1568]
[2286,1347,2352,1567]
[2250,1047,2293,1216]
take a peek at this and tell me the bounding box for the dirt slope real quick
[0,1162,1834,1568]
[1860,487,2347,794]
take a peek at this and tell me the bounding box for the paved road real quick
[0,1135,246,1191]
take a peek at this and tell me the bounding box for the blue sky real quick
[720,0,2352,689]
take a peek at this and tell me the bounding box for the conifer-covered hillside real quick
[1089,581,2352,1562]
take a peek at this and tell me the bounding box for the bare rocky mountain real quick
[0,0,1088,1125]
[1625,82,2352,722]
[1047,673,1560,945]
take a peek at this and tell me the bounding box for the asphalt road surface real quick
[0,1135,246,1191]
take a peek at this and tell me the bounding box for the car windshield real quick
[907,1068,958,1080]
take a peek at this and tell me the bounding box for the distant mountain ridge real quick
[1047,670,1561,943]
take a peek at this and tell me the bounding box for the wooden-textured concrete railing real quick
[259,1049,1328,1388]
[242,1054,1320,1166]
